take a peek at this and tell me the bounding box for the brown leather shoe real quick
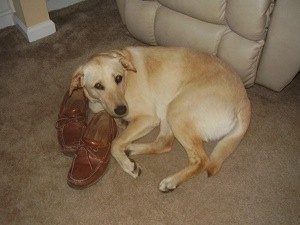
[67,111,117,189]
[55,88,88,155]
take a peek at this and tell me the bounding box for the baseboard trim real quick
[0,9,15,29]
[47,0,84,11]
[13,15,56,42]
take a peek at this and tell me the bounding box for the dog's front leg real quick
[111,115,160,178]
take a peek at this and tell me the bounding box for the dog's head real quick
[69,49,136,117]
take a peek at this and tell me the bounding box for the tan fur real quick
[69,46,251,192]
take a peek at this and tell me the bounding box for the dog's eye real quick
[94,82,104,90]
[115,75,123,84]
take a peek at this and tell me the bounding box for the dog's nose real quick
[114,105,127,116]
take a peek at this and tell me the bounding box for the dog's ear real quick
[111,49,137,72]
[119,58,136,72]
[69,66,84,95]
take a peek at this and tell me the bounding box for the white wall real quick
[0,0,15,29]
[0,0,84,29]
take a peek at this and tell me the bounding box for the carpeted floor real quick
[0,0,299,224]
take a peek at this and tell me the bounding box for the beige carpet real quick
[0,0,299,224]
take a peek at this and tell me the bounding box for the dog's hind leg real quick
[206,103,251,177]
[159,113,209,192]
[128,120,175,155]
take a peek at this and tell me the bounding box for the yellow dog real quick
[70,46,251,192]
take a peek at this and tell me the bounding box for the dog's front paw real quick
[111,146,142,178]
[120,157,142,178]
[159,177,177,193]
[128,158,142,178]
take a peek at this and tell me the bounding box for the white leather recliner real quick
[116,0,300,91]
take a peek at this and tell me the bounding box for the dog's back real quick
[125,46,249,116]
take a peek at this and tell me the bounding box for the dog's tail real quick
[206,100,251,177]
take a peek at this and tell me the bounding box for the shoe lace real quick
[55,115,86,130]
[55,116,87,148]
[74,143,105,163]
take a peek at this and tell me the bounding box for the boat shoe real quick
[67,111,117,188]
[56,88,88,155]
